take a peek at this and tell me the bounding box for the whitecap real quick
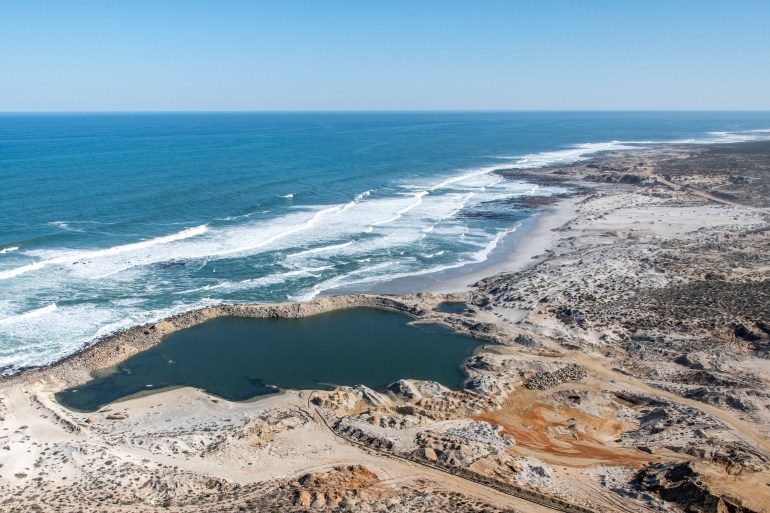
[692,129,770,144]
[291,262,395,301]
[355,190,373,201]
[493,129,770,170]
[0,225,209,280]
[428,165,501,191]
[48,221,79,232]
[499,141,638,169]
[0,304,57,326]
[288,241,354,258]
[372,191,429,226]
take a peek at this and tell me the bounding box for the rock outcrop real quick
[635,462,758,513]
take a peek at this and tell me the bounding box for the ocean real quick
[2,111,770,372]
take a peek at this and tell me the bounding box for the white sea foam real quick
[90,267,134,280]
[711,130,770,143]
[0,224,209,280]
[0,304,57,326]
[300,222,524,301]
[93,319,135,338]
[339,200,357,213]
[372,223,524,285]
[451,192,476,217]
[471,225,519,261]
[234,267,333,290]
[500,141,638,169]
[372,191,428,226]
[175,282,233,295]
[291,262,396,301]
[49,221,78,232]
[295,222,523,302]
[7,128,768,372]
[495,129,770,165]
[289,241,354,258]
[0,247,19,254]
[176,265,334,295]
[214,205,345,256]
[5,187,482,283]
[668,129,770,145]
[338,189,374,213]
[429,165,501,191]
[219,210,264,221]
[0,301,197,371]
[0,261,46,280]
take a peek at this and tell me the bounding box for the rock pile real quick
[523,365,586,390]
[333,419,395,451]
[292,465,384,510]
[414,420,513,467]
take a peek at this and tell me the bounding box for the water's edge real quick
[0,292,496,389]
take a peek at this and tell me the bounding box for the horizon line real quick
[2,109,770,115]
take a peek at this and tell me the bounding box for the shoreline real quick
[0,136,761,378]
[0,191,586,391]
[426,193,585,294]
[0,185,576,380]
[0,168,587,384]
[0,292,480,388]
[2,140,770,512]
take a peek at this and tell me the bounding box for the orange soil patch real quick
[475,389,668,469]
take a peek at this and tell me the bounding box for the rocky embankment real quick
[1,292,482,388]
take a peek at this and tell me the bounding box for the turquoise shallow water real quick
[55,308,480,412]
[2,112,770,372]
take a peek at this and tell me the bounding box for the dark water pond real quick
[436,302,468,314]
[56,308,480,412]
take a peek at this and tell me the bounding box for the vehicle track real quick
[305,396,595,513]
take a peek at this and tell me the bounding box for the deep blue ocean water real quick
[2,111,770,372]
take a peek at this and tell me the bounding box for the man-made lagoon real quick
[435,302,468,314]
[56,308,480,412]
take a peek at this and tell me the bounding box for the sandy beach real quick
[428,195,583,295]
[2,141,770,512]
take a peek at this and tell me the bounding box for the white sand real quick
[428,195,584,293]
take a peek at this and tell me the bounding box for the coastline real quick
[426,194,585,294]
[2,140,770,512]
[0,166,587,384]
[0,292,476,388]
[0,187,587,391]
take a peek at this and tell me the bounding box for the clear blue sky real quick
[1,0,768,111]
